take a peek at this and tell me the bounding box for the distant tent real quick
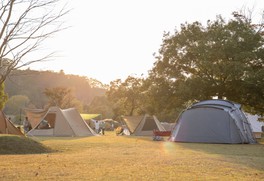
[26,107,95,137]
[122,115,165,136]
[161,122,175,131]
[169,100,257,144]
[0,111,24,136]
[246,114,264,139]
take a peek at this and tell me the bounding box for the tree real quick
[3,95,29,114]
[148,12,264,114]
[0,0,69,84]
[106,76,144,116]
[0,83,8,110]
[87,96,113,119]
[44,86,83,112]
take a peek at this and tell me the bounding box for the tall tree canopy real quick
[106,76,144,116]
[148,12,264,114]
[0,0,69,84]
[44,86,83,112]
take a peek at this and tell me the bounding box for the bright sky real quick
[29,0,264,84]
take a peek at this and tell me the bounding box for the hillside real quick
[4,69,107,109]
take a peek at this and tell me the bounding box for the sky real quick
[29,0,264,84]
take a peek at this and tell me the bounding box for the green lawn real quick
[0,132,263,180]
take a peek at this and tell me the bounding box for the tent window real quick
[142,117,158,131]
[37,113,56,129]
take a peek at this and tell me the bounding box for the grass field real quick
[0,132,264,181]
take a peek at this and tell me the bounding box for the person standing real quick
[94,120,100,134]
[100,121,106,135]
[23,117,31,133]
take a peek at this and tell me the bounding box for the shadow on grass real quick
[0,135,54,155]
[172,138,264,171]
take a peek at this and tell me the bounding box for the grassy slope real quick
[0,135,52,154]
[0,133,263,180]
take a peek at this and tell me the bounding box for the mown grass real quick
[0,132,263,181]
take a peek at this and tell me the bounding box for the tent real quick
[246,114,263,139]
[161,122,175,131]
[169,100,257,144]
[0,110,24,136]
[122,114,166,136]
[26,107,95,137]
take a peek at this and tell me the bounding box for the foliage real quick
[86,96,113,119]
[4,69,106,110]
[106,76,145,117]
[147,12,264,115]
[0,83,8,110]
[0,0,69,84]
[44,86,83,112]
[3,95,30,115]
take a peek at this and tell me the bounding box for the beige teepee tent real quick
[0,110,24,136]
[122,114,165,136]
[26,107,95,137]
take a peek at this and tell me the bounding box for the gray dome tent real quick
[169,100,256,144]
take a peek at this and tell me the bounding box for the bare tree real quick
[0,0,70,84]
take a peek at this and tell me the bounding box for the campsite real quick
[1,96,264,180]
[1,0,264,180]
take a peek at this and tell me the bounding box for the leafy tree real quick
[148,12,264,114]
[0,0,69,84]
[87,96,113,119]
[106,76,144,116]
[3,95,29,114]
[44,86,83,112]
[0,83,8,110]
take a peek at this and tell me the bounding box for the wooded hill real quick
[4,69,106,109]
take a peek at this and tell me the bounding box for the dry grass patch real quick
[0,132,263,180]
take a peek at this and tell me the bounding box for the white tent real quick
[246,114,264,139]
[26,107,95,137]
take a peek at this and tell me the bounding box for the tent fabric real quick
[122,115,144,134]
[123,115,166,136]
[246,114,264,138]
[169,100,257,144]
[24,108,48,128]
[0,111,24,136]
[246,114,263,133]
[161,122,175,131]
[26,107,95,137]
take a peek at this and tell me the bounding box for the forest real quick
[3,69,107,122]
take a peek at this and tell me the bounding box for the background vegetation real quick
[3,69,110,122]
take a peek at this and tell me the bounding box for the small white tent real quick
[26,107,95,137]
[122,114,165,136]
[246,114,263,139]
